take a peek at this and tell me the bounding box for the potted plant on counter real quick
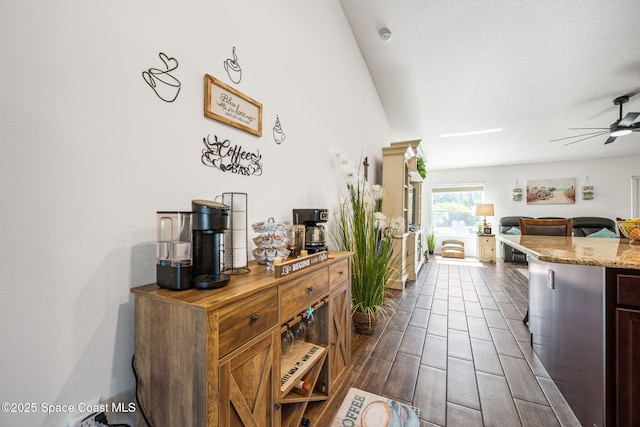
[331,154,402,335]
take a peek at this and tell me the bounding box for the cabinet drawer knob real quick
[250,313,259,322]
[307,286,313,293]
[338,270,344,276]
[274,403,281,410]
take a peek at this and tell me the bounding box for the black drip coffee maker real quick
[192,199,231,289]
[292,208,329,254]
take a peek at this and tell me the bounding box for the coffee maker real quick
[156,211,193,290]
[192,199,231,289]
[292,208,329,254]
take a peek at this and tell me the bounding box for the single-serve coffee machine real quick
[292,208,329,254]
[192,199,231,289]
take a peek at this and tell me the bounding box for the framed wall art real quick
[526,178,576,204]
[204,74,262,136]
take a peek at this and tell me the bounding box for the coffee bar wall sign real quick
[201,134,263,177]
[204,74,262,136]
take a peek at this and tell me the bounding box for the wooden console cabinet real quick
[132,251,352,427]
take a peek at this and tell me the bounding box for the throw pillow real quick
[586,228,618,238]
[505,227,521,235]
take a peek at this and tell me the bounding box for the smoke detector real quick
[379,27,392,41]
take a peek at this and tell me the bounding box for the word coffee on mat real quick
[331,387,420,427]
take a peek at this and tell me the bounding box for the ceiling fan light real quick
[610,128,632,137]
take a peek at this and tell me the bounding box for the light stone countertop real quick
[497,234,640,270]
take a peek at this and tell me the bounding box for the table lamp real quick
[475,203,495,230]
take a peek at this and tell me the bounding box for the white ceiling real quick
[339,0,640,170]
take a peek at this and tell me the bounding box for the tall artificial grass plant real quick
[331,154,402,333]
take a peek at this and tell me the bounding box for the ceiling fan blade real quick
[550,130,610,142]
[562,131,609,146]
[619,112,640,127]
[568,127,608,130]
[604,136,617,145]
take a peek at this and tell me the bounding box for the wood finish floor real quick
[321,257,582,427]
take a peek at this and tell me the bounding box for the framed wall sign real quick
[204,74,262,136]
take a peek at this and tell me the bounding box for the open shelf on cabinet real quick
[280,346,328,427]
[279,298,331,427]
[280,342,327,394]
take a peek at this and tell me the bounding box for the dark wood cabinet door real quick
[616,308,640,427]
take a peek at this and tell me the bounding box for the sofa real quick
[499,216,617,263]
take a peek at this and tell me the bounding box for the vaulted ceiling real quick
[339,0,640,170]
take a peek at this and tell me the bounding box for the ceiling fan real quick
[552,95,640,146]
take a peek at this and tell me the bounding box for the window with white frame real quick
[431,185,484,235]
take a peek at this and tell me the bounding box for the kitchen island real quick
[497,234,640,427]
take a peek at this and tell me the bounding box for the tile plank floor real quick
[321,257,583,427]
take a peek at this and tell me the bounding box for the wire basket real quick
[617,220,640,244]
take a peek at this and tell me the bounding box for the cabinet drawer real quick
[329,258,350,289]
[617,274,640,307]
[218,288,278,357]
[479,237,494,245]
[280,267,329,320]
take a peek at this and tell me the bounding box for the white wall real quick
[423,155,640,256]
[0,1,392,425]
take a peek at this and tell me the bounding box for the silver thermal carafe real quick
[292,208,329,254]
[192,199,231,289]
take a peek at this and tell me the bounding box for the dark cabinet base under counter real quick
[605,269,640,427]
[528,259,605,426]
[528,258,640,427]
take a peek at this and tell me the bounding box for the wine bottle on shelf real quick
[313,382,327,394]
[292,380,311,394]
